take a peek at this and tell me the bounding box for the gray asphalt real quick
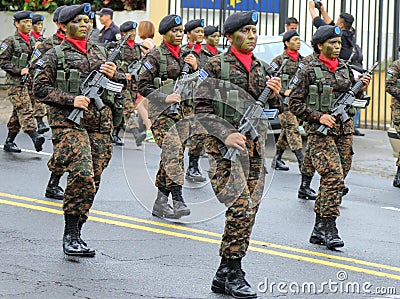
[0,125,400,299]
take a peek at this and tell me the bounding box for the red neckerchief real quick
[18,31,30,44]
[163,40,180,60]
[66,37,87,54]
[206,44,217,56]
[32,31,41,40]
[188,42,202,55]
[231,47,253,73]
[126,40,135,49]
[286,49,299,61]
[57,31,65,41]
[318,55,339,72]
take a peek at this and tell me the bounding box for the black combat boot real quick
[171,185,190,218]
[185,155,207,182]
[324,217,344,250]
[293,149,304,171]
[152,188,175,218]
[298,174,317,200]
[225,258,257,299]
[211,257,228,294]
[3,131,21,153]
[77,220,96,256]
[309,213,325,245]
[45,173,64,200]
[27,130,45,152]
[131,127,146,147]
[271,148,289,171]
[63,214,94,257]
[112,127,124,146]
[35,116,50,134]
[393,166,400,188]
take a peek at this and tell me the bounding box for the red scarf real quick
[163,40,180,60]
[231,47,253,73]
[18,32,30,44]
[188,42,202,55]
[32,31,41,40]
[66,37,87,54]
[206,44,217,56]
[126,40,135,49]
[318,55,339,72]
[286,49,299,61]
[57,31,65,41]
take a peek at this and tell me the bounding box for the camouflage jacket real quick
[181,43,208,69]
[33,39,125,131]
[386,59,400,100]
[0,31,35,85]
[289,57,357,135]
[201,45,221,65]
[195,47,282,142]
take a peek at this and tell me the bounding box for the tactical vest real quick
[11,36,32,68]
[119,43,141,73]
[153,45,173,90]
[213,52,267,124]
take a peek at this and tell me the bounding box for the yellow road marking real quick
[1,192,400,280]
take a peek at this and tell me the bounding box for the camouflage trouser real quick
[301,136,316,177]
[51,127,112,221]
[186,122,205,156]
[308,134,353,217]
[27,84,47,118]
[7,85,37,133]
[276,110,302,151]
[152,115,189,189]
[392,100,400,166]
[122,88,139,130]
[205,136,265,259]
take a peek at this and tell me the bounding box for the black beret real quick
[339,13,354,26]
[53,5,66,22]
[120,21,137,32]
[312,25,342,45]
[184,19,204,34]
[158,14,182,35]
[204,25,220,37]
[59,3,91,24]
[14,11,33,22]
[282,29,299,43]
[223,10,258,35]
[32,14,44,24]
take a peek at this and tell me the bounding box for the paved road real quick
[0,125,399,298]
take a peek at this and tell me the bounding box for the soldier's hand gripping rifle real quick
[283,62,305,105]
[67,33,131,125]
[223,59,288,162]
[168,41,199,114]
[316,61,379,135]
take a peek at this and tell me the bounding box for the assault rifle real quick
[126,45,150,81]
[223,59,288,161]
[67,33,130,125]
[168,41,198,114]
[283,62,305,105]
[316,61,379,135]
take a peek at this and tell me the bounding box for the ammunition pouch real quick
[112,93,125,127]
[12,52,28,68]
[281,74,290,90]
[55,69,82,95]
[307,84,333,112]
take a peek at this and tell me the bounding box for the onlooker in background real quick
[284,17,299,33]
[138,20,156,55]
[96,7,120,44]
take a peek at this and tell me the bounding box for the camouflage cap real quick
[58,3,91,25]
[158,14,182,35]
[32,14,44,24]
[53,5,66,22]
[120,21,137,32]
[14,10,33,21]
[312,25,342,45]
[223,10,258,35]
[184,19,204,33]
[282,29,299,43]
[204,25,220,37]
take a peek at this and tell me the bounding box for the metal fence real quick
[169,0,400,129]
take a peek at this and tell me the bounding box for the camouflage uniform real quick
[138,42,192,190]
[33,39,125,220]
[201,44,222,61]
[290,58,358,217]
[195,48,282,259]
[0,31,37,133]
[272,52,303,152]
[386,59,400,167]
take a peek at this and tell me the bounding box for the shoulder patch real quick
[143,61,152,70]
[198,68,208,81]
[35,59,45,67]
[1,43,8,50]
[387,68,393,75]
[33,49,42,60]
[292,76,299,85]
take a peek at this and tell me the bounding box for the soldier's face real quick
[319,37,342,58]
[123,29,136,40]
[228,25,258,54]
[16,19,32,34]
[66,15,90,40]
[164,25,183,46]
[285,36,301,52]
[187,27,204,44]
[32,21,43,34]
[206,32,220,47]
